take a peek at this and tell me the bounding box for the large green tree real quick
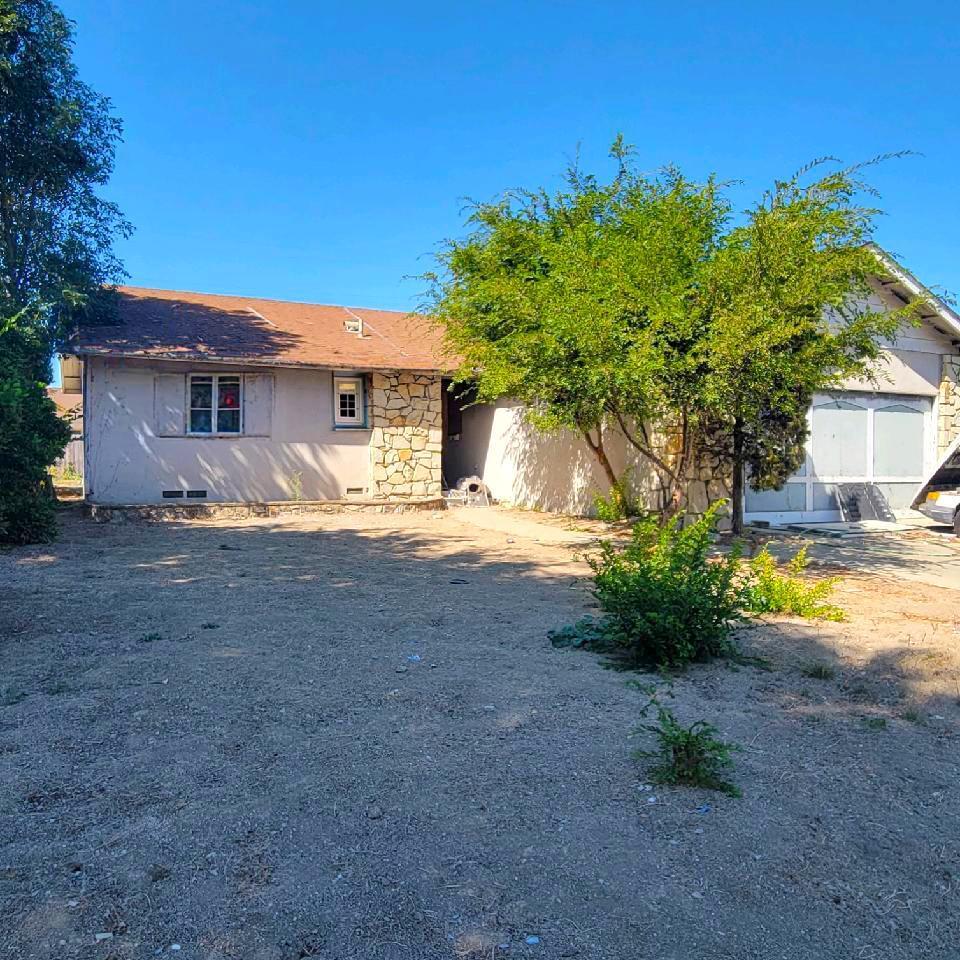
[428,143,919,526]
[426,139,728,514]
[0,0,128,542]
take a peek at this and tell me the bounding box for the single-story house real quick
[65,287,450,507]
[63,246,960,524]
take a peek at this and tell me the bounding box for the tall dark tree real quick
[0,0,130,331]
[0,1,129,542]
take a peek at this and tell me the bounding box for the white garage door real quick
[744,392,934,523]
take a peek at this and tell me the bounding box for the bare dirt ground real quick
[2,506,959,960]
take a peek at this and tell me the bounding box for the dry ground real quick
[1,507,959,960]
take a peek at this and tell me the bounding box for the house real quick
[445,247,960,525]
[66,287,449,507]
[65,247,960,524]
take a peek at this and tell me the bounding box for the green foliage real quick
[691,155,922,530]
[741,546,845,621]
[547,616,608,650]
[425,138,728,511]
[51,461,80,482]
[0,1,127,543]
[0,320,70,543]
[593,470,639,522]
[289,470,304,501]
[588,502,743,667]
[0,0,130,331]
[634,695,741,796]
[427,141,922,525]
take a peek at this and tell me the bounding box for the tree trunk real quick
[731,417,745,535]
[580,426,619,490]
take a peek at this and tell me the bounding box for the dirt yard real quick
[2,507,959,960]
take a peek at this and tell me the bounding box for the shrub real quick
[741,546,844,621]
[588,502,742,667]
[0,325,70,544]
[634,697,741,796]
[593,470,639,522]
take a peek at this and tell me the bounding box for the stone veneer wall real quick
[369,371,443,499]
[938,356,960,455]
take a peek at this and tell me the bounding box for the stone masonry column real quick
[938,356,960,456]
[369,371,443,499]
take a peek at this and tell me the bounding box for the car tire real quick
[955,511,960,537]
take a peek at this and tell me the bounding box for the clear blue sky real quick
[64,0,959,312]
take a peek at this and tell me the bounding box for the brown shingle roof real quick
[71,286,449,372]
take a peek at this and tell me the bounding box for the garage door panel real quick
[875,482,921,510]
[811,400,868,477]
[873,404,924,478]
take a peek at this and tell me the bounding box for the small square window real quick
[334,376,365,427]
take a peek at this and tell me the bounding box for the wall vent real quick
[345,487,366,497]
[186,489,207,499]
[162,490,184,499]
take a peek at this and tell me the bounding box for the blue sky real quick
[64,0,959,312]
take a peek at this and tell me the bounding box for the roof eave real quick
[68,346,449,375]
[867,243,960,341]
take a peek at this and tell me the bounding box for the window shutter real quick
[155,374,186,436]
[244,373,274,436]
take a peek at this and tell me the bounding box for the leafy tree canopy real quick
[426,137,728,495]
[427,141,922,527]
[0,0,130,335]
[0,1,128,543]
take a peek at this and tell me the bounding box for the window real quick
[189,374,242,434]
[334,375,365,427]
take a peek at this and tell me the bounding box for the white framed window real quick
[334,374,366,428]
[189,374,243,435]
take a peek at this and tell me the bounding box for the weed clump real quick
[800,661,836,680]
[634,694,741,796]
[593,470,640,523]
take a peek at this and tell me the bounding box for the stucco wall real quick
[444,399,656,515]
[84,357,371,504]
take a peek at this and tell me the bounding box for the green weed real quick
[634,696,741,796]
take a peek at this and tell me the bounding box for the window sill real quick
[333,424,371,431]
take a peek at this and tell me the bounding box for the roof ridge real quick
[115,285,416,317]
